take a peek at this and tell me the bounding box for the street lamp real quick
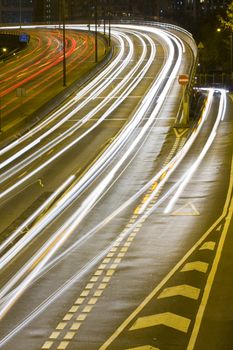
[19,0,22,30]
[61,0,67,86]
[108,0,111,46]
[230,30,233,81]
[94,0,98,63]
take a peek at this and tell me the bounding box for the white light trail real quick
[0,25,183,317]
[164,88,227,214]
[0,30,156,267]
[0,31,150,195]
[0,174,75,260]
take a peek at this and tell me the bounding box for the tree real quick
[220,1,233,30]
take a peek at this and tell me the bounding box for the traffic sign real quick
[197,41,204,49]
[178,74,189,85]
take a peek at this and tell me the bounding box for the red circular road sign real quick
[178,74,189,85]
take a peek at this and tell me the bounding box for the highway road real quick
[0,27,105,139]
[0,22,232,350]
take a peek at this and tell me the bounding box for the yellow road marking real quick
[76,314,87,321]
[99,209,229,349]
[42,341,53,349]
[38,179,44,188]
[18,171,27,179]
[130,312,191,333]
[130,232,137,237]
[125,346,160,350]
[181,261,208,273]
[94,270,103,276]
[110,263,118,269]
[90,276,99,282]
[106,269,115,276]
[173,127,188,138]
[88,297,98,305]
[121,247,128,252]
[199,241,216,251]
[188,174,233,349]
[56,322,66,330]
[102,276,111,283]
[151,182,158,190]
[98,264,107,270]
[57,341,69,349]
[160,171,167,180]
[64,332,75,340]
[41,132,184,349]
[134,206,141,215]
[49,332,60,339]
[110,247,117,252]
[94,290,103,297]
[63,314,72,321]
[158,285,200,300]
[83,305,93,313]
[69,305,79,313]
[70,323,81,330]
[75,297,84,305]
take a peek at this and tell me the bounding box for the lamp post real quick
[108,1,111,47]
[94,0,98,63]
[0,94,2,134]
[19,0,22,30]
[62,0,67,86]
[230,30,233,81]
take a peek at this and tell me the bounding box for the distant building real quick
[171,0,227,21]
[0,0,34,24]
[1,0,227,26]
[34,0,60,24]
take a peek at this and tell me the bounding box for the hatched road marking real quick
[130,312,191,333]
[181,261,209,273]
[100,155,233,350]
[125,346,160,350]
[199,241,216,251]
[158,284,200,300]
[171,202,200,216]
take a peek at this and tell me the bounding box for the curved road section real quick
[0,23,231,350]
[0,28,102,139]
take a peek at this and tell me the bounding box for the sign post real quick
[178,74,189,127]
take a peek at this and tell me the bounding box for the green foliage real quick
[220,1,233,30]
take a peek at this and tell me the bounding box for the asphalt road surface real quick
[0,23,232,350]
